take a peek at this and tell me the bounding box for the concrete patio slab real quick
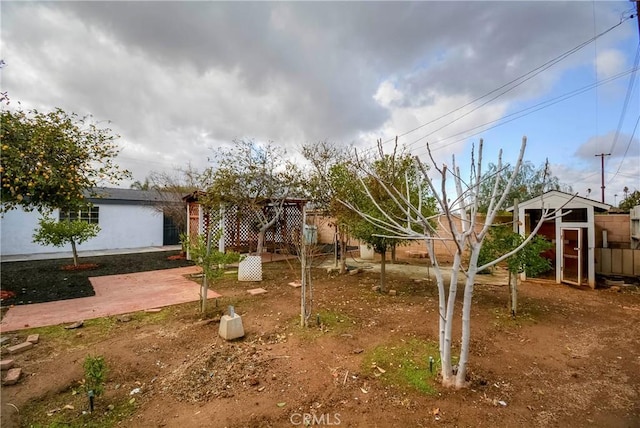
[0,266,216,332]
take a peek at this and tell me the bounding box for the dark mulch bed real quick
[0,251,194,306]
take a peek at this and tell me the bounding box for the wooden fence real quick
[595,248,640,276]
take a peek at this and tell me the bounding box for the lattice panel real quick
[223,202,304,253]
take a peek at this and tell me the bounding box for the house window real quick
[60,206,100,224]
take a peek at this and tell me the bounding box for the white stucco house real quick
[0,187,183,258]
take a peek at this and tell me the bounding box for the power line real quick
[592,0,600,152]
[609,43,640,155]
[422,67,639,152]
[612,170,640,179]
[372,14,633,154]
[609,113,640,183]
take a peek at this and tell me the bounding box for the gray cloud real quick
[1,1,637,190]
[575,130,640,160]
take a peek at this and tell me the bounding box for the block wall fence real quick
[308,212,639,276]
[308,213,511,264]
[594,213,639,276]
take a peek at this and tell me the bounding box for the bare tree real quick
[342,137,565,388]
[147,164,203,236]
[292,206,322,327]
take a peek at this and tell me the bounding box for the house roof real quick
[506,190,610,212]
[182,190,307,206]
[87,187,183,205]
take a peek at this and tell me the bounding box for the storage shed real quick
[509,190,610,288]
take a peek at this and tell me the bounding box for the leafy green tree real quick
[1,108,130,213]
[619,189,640,211]
[479,225,552,316]
[340,139,437,292]
[186,230,242,313]
[301,141,353,273]
[479,225,552,277]
[32,216,100,266]
[477,160,570,213]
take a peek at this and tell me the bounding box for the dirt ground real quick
[2,259,639,428]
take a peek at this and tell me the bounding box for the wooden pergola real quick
[182,191,307,255]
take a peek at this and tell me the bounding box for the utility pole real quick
[595,153,610,203]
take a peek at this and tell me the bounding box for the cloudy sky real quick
[2,1,639,205]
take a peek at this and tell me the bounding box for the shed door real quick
[561,228,582,285]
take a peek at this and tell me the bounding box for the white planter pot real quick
[238,255,263,281]
[359,244,374,260]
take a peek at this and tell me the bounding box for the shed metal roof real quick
[506,190,610,212]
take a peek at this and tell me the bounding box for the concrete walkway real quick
[0,266,212,332]
[0,252,298,333]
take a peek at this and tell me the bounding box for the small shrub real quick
[479,225,552,277]
[84,355,108,397]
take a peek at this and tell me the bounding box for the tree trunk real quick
[334,225,339,268]
[301,259,306,327]
[340,239,346,274]
[305,265,313,325]
[390,245,396,264]
[201,274,208,314]
[509,198,519,317]
[256,207,282,256]
[425,239,447,385]
[256,229,266,255]
[201,223,213,314]
[455,247,481,388]
[301,211,307,327]
[70,240,79,267]
[440,253,461,387]
[509,274,518,317]
[380,249,387,293]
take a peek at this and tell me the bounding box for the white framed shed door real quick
[561,228,582,285]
